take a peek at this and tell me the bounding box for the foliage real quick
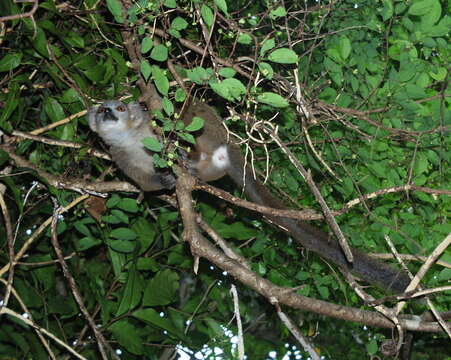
[0,0,449,359]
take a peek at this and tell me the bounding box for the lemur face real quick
[88,100,130,135]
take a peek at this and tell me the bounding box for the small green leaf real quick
[132,218,156,253]
[142,137,162,152]
[109,239,136,253]
[260,38,275,57]
[0,53,22,72]
[408,0,435,16]
[219,67,236,78]
[153,154,168,168]
[210,78,246,101]
[267,48,298,64]
[106,0,124,23]
[381,0,394,21]
[258,62,274,79]
[117,198,139,213]
[237,33,252,45]
[366,338,378,355]
[187,66,211,84]
[178,132,196,144]
[162,97,174,116]
[106,194,121,208]
[201,5,214,27]
[116,263,143,316]
[141,37,153,54]
[414,154,429,175]
[175,88,186,102]
[215,0,228,15]
[152,65,169,95]
[257,92,289,108]
[429,67,446,80]
[338,36,351,60]
[110,228,137,241]
[133,308,182,339]
[171,17,188,31]
[109,320,143,355]
[140,60,152,81]
[43,98,65,123]
[103,209,129,224]
[164,0,177,8]
[185,116,205,132]
[150,44,168,62]
[269,6,287,20]
[76,237,102,251]
[143,269,179,306]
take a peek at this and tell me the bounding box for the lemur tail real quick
[226,145,409,293]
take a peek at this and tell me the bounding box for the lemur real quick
[88,100,409,292]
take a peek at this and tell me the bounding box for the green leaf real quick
[260,38,275,57]
[109,320,143,355]
[103,209,129,224]
[269,6,287,20]
[164,0,177,8]
[237,33,252,45]
[152,65,169,95]
[153,153,169,168]
[133,308,182,338]
[218,222,258,240]
[408,0,435,16]
[110,228,137,241]
[109,239,136,253]
[257,92,289,108]
[258,62,274,79]
[43,98,65,123]
[171,17,188,31]
[116,263,143,316]
[132,218,156,253]
[219,67,236,78]
[429,67,446,80]
[178,132,196,144]
[338,36,351,60]
[141,37,153,54]
[76,237,102,251]
[267,48,298,64]
[140,60,152,81]
[0,53,22,72]
[117,198,139,213]
[414,154,429,175]
[175,88,186,102]
[381,0,394,21]
[210,78,246,101]
[185,116,205,132]
[150,44,168,62]
[187,66,211,84]
[162,97,174,116]
[106,0,124,23]
[366,338,378,355]
[142,137,162,152]
[201,4,214,27]
[214,0,228,15]
[143,269,179,306]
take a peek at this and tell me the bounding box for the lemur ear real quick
[88,105,100,132]
[127,102,149,128]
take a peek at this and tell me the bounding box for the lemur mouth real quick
[103,111,118,122]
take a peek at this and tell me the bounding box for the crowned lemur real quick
[88,100,409,292]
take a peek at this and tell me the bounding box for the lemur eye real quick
[116,105,126,112]
[97,107,107,113]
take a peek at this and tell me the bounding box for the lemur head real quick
[88,100,149,146]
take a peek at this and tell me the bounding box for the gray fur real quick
[88,100,175,191]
